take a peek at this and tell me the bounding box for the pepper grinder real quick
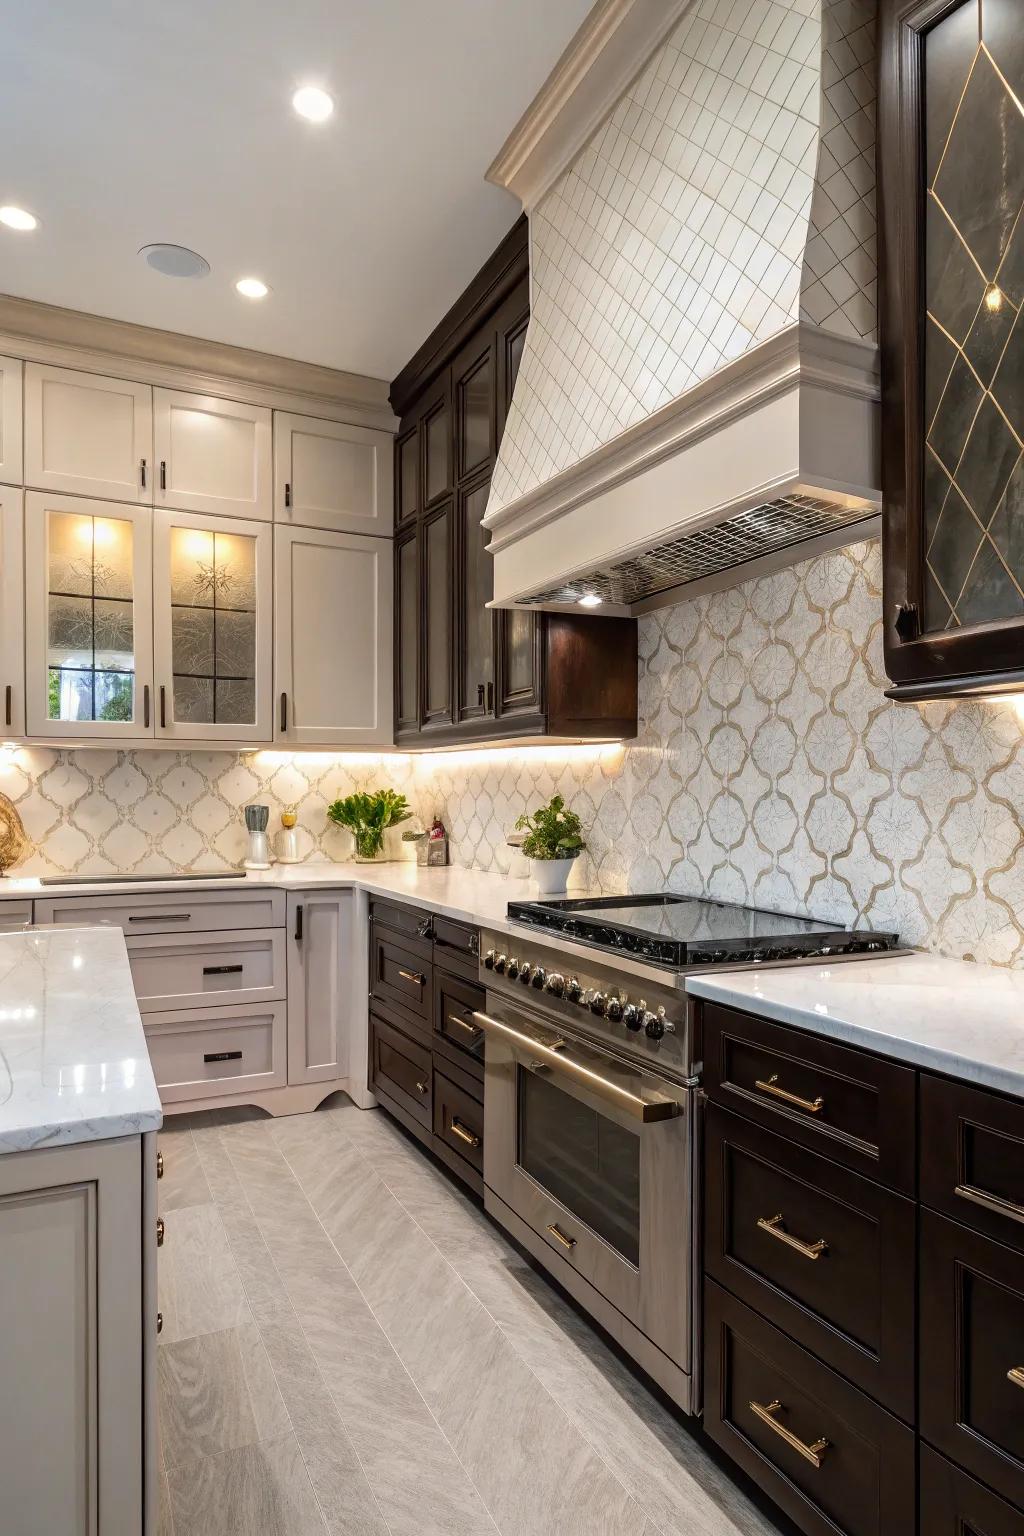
[243,804,272,869]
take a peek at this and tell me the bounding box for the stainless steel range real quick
[475,894,900,1415]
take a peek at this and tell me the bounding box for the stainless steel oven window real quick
[517,1064,641,1265]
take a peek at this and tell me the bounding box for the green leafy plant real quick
[514,794,586,861]
[327,789,411,860]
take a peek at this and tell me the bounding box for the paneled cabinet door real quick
[24,491,154,740]
[273,412,393,535]
[152,510,272,742]
[154,389,272,521]
[275,525,393,746]
[421,500,454,728]
[0,489,24,736]
[456,472,495,724]
[24,364,152,503]
[0,355,23,485]
[287,890,352,1084]
[395,522,419,733]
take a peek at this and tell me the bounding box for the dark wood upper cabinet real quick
[389,216,637,747]
[880,0,1024,699]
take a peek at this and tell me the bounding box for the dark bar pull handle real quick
[143,684,150,729]
[128,913,191,922]
[486,681,494,712]
[280,692,288,733]
[284,481,292,509]
[202,964,244,975]
[140,457,147,489]
[4,684,11,727]
[204,1050,242,1063]
[159,459,167,491]
[295,904,303,942]
[159,685,166,729]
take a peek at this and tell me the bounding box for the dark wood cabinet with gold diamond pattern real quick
[880,0,1024,698]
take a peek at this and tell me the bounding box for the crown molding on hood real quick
[486,0,693,211]
[0,292,397,431]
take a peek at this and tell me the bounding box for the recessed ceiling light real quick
[236,277,269,300]
[292,85,334,123]
[0,205,38,232]
[577,593,603,608]
[139,243,210,279]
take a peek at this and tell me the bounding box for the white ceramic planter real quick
[530,856,577,895]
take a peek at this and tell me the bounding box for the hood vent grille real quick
[517,493,873,607]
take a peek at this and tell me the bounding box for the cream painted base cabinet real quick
[287,889,354,1084]
[0,1132,157,1536]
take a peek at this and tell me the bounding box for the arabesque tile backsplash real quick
[6,537,1024,967]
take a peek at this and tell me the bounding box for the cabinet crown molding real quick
[0,292,398,433]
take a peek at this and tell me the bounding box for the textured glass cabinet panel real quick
[923,0,1024,634]
[169,525,257,725]
[46,509,135,722]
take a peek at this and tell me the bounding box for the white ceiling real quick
[0,0,592,381]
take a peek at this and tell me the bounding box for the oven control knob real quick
[531,966,546,989]
[644,1007,666,1040]
[520,964,534,985]
[606,997,624,1022]
[622,1003,641,1031]
[567,978,583,1003]
[494,953,507,974]
[545,972,565,997]
[507,957,520,980]
[484,949,496,970]
[589,991,607,1017]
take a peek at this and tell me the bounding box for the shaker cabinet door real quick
[0,489,24,736]
[0,354,23,486]
[455,471,495,725]
[286,890,352,1084]
[154,389,272,521]
[395,522,419,733]
[273,412,392,535]
[275,525,393,746]
[24,364,152,504]
[152,509,273,743]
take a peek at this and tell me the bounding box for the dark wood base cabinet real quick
[698,999,1024,1536]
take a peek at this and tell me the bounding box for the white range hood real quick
[484,0,880,612]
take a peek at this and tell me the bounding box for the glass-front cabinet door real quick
[153,510,272,742]
[24,491,153,739]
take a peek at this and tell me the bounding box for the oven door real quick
[476,996,692,1375]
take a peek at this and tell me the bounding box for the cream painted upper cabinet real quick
[153,509,273,743]
[154,390,272,521]
[0,356,23,486]
[0,489,25,736]
[273,412,393,535]
[275,526,393,746]
[24,364,153,503]
[24,491,154,740]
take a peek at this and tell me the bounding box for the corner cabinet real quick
[286,890,353,1085]
[390,216,638,746]
[880,0,1024,699]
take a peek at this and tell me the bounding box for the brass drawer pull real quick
[447,1012,481,1036]
[546,1222,577,1252]
[398,968,425,986]
[749,1398,829,1468]
[156,1217,165,1247]
[414,1079,428,1096]
[757,1213,828,1261]
[156,1150,164,1179]
[449,1117,481,1149]
[754,1073,825,1115]
[1008,1367,1024,1391]
[955,1183,1024,1228]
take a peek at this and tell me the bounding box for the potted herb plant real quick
[514,793,586,895]
[327,789,411,862]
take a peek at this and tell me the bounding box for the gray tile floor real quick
[157,1098,785,1536]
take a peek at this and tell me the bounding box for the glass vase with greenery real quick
[327,789,412,861]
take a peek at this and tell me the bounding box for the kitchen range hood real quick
[484,0,880,613]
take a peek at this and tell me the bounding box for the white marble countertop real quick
[0,925,162,1153]
[686,953,1024,1100]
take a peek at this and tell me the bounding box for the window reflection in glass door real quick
[47,508,135,722]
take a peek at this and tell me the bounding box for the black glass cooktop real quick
[505,893,900,968]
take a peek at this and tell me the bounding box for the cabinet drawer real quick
[433,1068,483,1176]
[921,1074,1024,1255]
[370,1013,431,1128]
[704,1280,915,1536]
[920,1209,1024,1509]
[370,931,432,1031]
[369,898,433,953]
[433,968,485,1069]
[432,915,479,979]
[144,1003,286,1103]
[705,1105,916,1419]
[702,1002,917,1194]
[919,1445,1024,1536]
[34,888,285,936]
[126,928,285,1013]
[0,900,32,931]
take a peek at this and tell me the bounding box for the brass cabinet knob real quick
[156,1217,165,1247]
[156,1150,164,1179]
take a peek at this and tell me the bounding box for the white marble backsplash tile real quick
[6,537,1024,967]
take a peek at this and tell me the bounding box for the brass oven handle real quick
[449,1118,481,1148]
[754,1073,824,1115]
[471,1011,678,1123]
[749,1399,829,1468]
[757,1213,828,1261]
[399,968,425,986]
[546,1223,577,1252]
[955,1183,1024,1227]
[1008,1367,1024,1391]
[447,1012,481,1036]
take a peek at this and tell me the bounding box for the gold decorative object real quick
[0,792,28,874]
